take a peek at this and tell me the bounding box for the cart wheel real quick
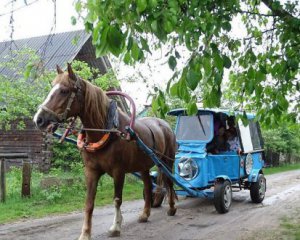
[143,189,165,208]
[250,174,266,203]
[214,180,232,214]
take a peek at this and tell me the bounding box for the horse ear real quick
[67,63,76,81]
[56,65,64,74]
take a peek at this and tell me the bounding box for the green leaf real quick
[277,94,289,110]
[75,1,82,12]
[170,82,179,97]
[124,52,131,64]
[127,36,133,51]
[223,55,231,69]
[203,57,212,76]
[107,25,124,56]
[131,42,140,61]
[247,67,255,79]
[140,37,151,53]
[24,63,34,79]
[222,21,231,31]
[186,68,201,90]
[255,71,266,82]
[95,27,109,57]
[214,72,222,85]
[187,102,198,115]
[168,56,177,71]
[71,16,77,25]
[137,0,147,13]
[151,20,158,32]
[149,0,158,8]
[214,53,224,71]
[163,19,173,33]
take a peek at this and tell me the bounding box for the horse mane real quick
[83,80,109,128]
[53,72,109,128]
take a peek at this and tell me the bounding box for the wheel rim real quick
[224,185,232,208]
[259,178,266,198]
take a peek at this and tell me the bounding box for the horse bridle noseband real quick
[39,76,82,123]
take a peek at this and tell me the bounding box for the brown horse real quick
[33,64,177,240]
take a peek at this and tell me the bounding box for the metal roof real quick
[0,30,107,78]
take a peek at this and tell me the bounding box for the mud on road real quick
[0,170,299,240]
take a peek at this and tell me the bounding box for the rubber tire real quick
[214,180,232,214]
[250,174,266,203]
[143,190,165,208]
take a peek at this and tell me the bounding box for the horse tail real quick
[152,142,178,207]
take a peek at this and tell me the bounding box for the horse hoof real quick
[167,207,177,216]
[108,230,121,237]
[138,214,149,223]
[78,233,91,240]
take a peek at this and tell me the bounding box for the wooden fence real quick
[0,153,31,202]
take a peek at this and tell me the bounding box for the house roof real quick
[0,30,111,78]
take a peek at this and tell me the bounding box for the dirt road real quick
[1,170,299,240]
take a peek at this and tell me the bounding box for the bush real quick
[51,141,82,171]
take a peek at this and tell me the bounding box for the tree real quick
[75,0,300,124]
[0,48,53,129]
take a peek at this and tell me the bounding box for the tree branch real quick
[237,10,276,17]
[261,0,300,23]
[241,27,277,41]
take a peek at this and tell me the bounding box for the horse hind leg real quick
[162,155,177,216]
[108,172,125,237]
[138,170,152,223]
[165,175,177,216]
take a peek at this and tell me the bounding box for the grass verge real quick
[0,164,143,224]
[264,163,300,175]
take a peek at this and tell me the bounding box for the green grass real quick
[280,209,300,240]
[264,163,300,175]
[0,165,143,224]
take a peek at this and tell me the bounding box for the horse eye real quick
[60,89,70,94]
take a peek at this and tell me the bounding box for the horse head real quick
[33,63,82,132]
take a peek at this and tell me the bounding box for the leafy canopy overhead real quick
[75,0,300,124]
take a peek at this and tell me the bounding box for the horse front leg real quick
[138,170,152,223]
[79,168,102,240]
[108,172,125,237]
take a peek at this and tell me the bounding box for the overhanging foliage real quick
[75,0,300,125]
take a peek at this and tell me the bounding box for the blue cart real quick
[127,108,266,213]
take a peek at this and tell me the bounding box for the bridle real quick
[39,75,82,123]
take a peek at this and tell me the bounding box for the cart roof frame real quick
[168,108,255,120]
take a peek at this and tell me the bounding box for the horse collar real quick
[77,132,110,152]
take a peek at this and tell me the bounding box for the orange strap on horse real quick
[77,132,110,152]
